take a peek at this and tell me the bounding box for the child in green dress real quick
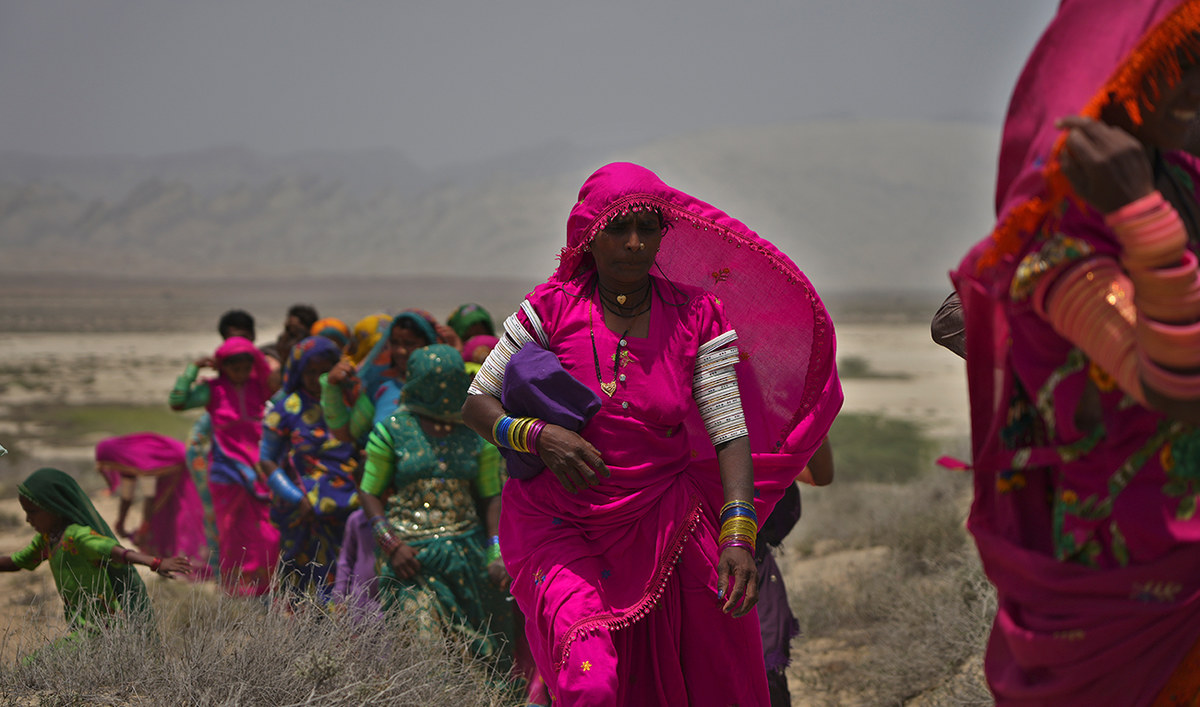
[0,468,194,632]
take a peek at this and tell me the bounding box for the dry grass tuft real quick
[787,471,995,705]
[0,580,518,706]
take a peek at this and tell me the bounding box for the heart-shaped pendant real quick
[601,381,617,397]
[616,294,627,305]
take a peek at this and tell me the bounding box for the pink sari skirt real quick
[547,522,769,706]
[503,467,770,706]
[134,470,212,580]
[209,481,280,597]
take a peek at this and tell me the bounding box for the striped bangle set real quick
[718,500,757,554]
[492,415,547,455]
[370,515,402,555]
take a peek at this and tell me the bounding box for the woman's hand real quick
[487,559,511,591]
[387,542,421,579]
[716,546,758,617]
[194,356,216,369]
[435,324,463,351]
[296,495,316,525]
[535,424,610,493]
[327,359,356,386]
[157,555,196,578]
[1056,115,1155,213]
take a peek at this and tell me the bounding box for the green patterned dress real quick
[359,345,509,659]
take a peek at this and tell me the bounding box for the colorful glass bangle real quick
[720,507,757,524]
[719,539,755,554]
[720,500,756,515]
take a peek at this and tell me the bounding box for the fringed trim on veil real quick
[551,493,704,670]
[978,2,1200,272]
[556,195,808,289]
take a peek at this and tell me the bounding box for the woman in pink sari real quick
[463,163,841,705]
[95,431,210,580]
[170,336,280,596]
[953,2,1200,704]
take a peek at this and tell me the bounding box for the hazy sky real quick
[0,1,1055,169]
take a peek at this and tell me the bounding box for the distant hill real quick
[0,120,999,295]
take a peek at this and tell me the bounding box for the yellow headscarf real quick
[349,313,391,365]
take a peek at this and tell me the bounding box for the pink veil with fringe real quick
[557,162,842,501]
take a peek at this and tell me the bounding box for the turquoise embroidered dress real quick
[360,345,508,658]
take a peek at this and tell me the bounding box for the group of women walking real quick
[19,3,1200,702]
[20,160,842,706]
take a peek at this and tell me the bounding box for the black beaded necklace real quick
[588,280,651,397]
[596,279,651,317]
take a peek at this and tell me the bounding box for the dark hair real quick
[394,318,433,346]
[287,304,319,330]
[220,352,255,366]
[218,309,256,341]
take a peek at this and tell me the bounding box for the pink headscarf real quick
[213,336,271,385]
[95,432,187,491]
[966,0,1198,285]
[461,334,499,364]
[208,335,272,467]
[558,163,841,478]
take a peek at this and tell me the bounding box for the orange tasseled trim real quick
[978,2,1200,274]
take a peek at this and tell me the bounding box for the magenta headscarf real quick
[207,335,272,467]
[213,336,272,387]
[558,163,842,486]
[95,432,187,490]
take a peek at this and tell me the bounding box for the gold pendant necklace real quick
[590,302,623,397]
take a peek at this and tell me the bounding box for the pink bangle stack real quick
[1105,190,1200,399]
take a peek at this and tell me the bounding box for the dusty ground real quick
[0,300,971,702]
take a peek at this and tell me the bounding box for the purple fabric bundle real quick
[499,342,600,479]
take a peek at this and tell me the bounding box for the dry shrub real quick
[788,471,995,706]
[0,580,518,706]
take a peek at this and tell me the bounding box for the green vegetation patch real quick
[15,403,200,445]
[828,412,932,484]
[837,355,913,381]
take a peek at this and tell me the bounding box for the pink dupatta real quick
[95,432,209,574]
[206,336,272,469]
[953,2,1200,704]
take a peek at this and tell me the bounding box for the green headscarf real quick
[19,468,151,618]
[400,344,473,422]
[446,303,495,341]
